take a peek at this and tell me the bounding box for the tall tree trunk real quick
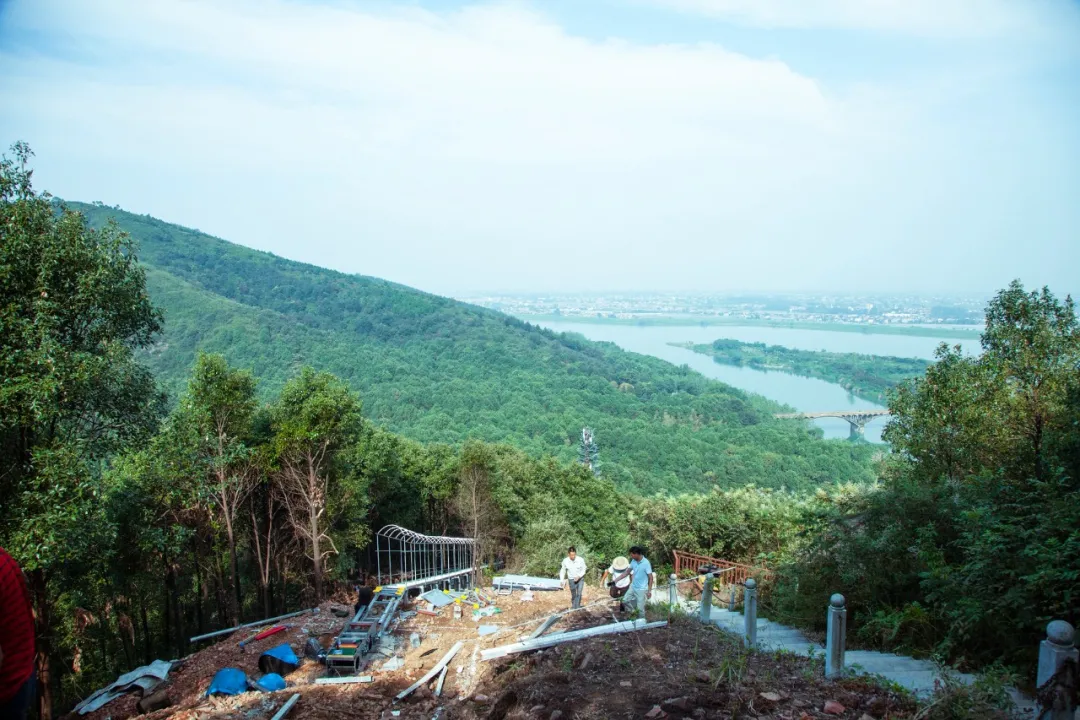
[214,553,228,627]
[30,569,53,720]
[311,504,323,602]
[140,601,152,666]
[192,544,205,634]
[162,566,172,656]
[224,510,241,624]
[166,565,184,656]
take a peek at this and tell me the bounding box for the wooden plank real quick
[395,641,464,701]
[481,620,667,661]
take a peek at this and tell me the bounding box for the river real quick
[530,320,975,442]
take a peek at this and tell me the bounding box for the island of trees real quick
[681,339,931,404]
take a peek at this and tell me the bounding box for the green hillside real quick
[71,201,874,495]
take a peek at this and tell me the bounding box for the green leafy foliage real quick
[67,201,877,496]
[0,144,165,717]
[775,281,1080,677]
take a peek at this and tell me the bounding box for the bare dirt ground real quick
[70,583,915,720]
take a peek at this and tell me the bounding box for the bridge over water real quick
[774,409,890,439]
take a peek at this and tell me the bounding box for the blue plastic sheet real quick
[262,644,299,665]
[206,668,250,696]
[254,673,287,692]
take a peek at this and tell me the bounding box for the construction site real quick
[64,527,918,720]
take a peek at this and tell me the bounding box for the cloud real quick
[0,0,1077,295]
[645,0,1077,38]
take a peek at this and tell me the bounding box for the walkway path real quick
[667,599,1053,716]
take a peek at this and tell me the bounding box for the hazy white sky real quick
[1,0,1078,296]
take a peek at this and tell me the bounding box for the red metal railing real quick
[672,550,773,586]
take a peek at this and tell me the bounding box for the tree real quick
[0,143,164,717]
[453,441,507,569]
[787,280,1080,672]
[270,368,363,602]
[177,353,258,623]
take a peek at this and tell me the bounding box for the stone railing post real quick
[743,579,757,647]
[699,572,714,623]
[668,574,678,611]
[1037,620,1078,720]
[825,593,846,679]
[729,585,736,612]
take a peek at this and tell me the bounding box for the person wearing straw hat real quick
[600,556,631,612]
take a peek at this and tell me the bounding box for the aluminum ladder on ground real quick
[324,585,405,676]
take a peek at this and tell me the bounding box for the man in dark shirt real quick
[0,548,35,720]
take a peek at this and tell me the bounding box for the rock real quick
[579,652,593,670]
[620,680,633,688]
[759,692,782,703]
[550,712,564,720]
[472,694,490,703]
[662,697,692,712]
[860,715,877,720]
[865,696,887,717]
[136,690,172,714]
[529,704,546,716]
[824,700,846,715]
[645,706,667,719]
[692,710,706,719]
[694,671,711,683]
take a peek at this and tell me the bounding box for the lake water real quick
[531,320,975,442]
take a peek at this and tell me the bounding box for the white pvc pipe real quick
[481,620,667,661]
[395,641,464,701]
[189,608,318,643]
[270,693,300,720]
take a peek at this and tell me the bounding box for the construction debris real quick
[395,641,464,701]
[269,692,300,720]
[313,675,374,685]
[481,619,668,661]
[529,614,560,639]
[72,659,178,715]
[492,574,562,591]
[189,608,319,644]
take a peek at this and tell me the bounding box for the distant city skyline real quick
[2,0,1078,298]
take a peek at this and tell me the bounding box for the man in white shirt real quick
[559,546,587,609]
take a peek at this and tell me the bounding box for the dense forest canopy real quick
[67,200,876,496]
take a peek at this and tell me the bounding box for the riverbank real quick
[679,339,929,405]
[519,314,981,340]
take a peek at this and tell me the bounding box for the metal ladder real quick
[324,585,405,676]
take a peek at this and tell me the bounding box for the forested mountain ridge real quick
[69,201,874,495]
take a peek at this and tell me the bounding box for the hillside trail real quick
[681,598,1067,718]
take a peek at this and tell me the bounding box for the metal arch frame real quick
[375,524,475,587]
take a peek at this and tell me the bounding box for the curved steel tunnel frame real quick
[375,524,475,588]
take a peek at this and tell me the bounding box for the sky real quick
[1,0,1078,297]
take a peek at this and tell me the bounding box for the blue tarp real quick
[254,673,287,692]
[206,668,250,696]
[262,644,299,665]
